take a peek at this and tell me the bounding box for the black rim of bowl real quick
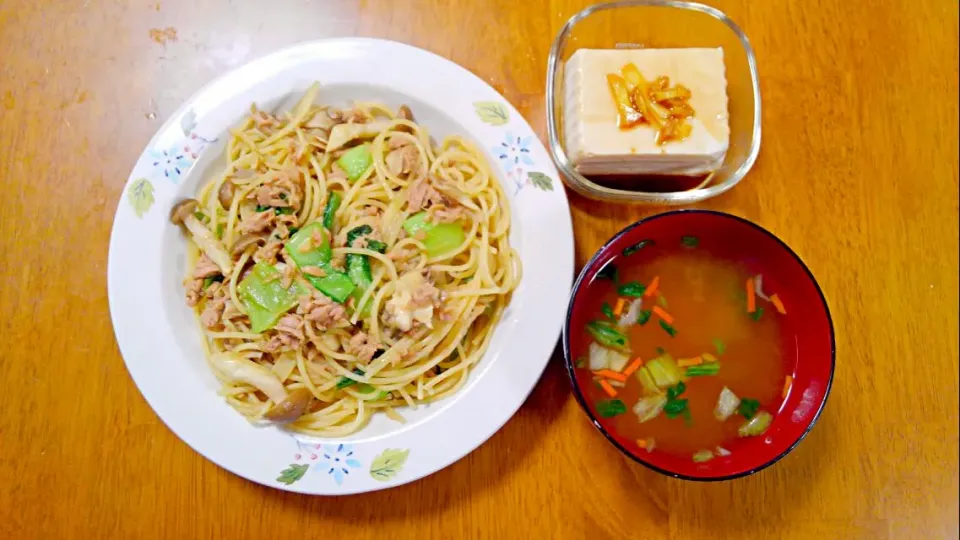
[562,209,836,482]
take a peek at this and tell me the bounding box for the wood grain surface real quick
[1,1,957,538]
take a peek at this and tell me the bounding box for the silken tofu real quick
[563,48,730,176]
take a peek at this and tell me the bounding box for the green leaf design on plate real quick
[473,101,509,126]
[369,448,410,481]
[528,172,554,191]
[276,463,309,485]
[127,178,155,218]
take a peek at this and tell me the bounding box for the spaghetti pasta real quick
[172,83,520,436]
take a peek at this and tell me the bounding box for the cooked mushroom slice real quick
[395,105,416,133]
[262,387,313,423]
[230,233,265,256]
[170,198,233,275]
[211,352,310,424]
[218,180,236,209]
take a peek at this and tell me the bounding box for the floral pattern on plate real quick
[478,104,556,195]
[277,441,410,486]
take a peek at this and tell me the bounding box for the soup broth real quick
[573,240,794,461]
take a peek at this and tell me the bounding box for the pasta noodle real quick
[172,83,521,436]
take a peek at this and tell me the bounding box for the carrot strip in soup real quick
[599,379,618,397]
[623,357,644,378]
[746,277,757,313]
[613,298,626,317]
[594,369,628,382]
[702,352,718,363]
[644,276,660,298]
[771,293,787,315]
[652,305,674,324]
[782,375,793,398]
[677,357,703,367]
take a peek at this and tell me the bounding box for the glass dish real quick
[546,1,761,204]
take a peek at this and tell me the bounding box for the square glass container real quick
[546,1,761,204]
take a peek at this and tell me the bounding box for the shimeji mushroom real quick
[218,180,236,209]
[170,198,233,275]
[212,352,313,424]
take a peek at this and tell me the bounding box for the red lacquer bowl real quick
[563,210,835,481]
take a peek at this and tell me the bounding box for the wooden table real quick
[1,1,957,538]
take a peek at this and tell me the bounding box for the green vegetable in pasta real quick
[237,262,308,333]
[336,144,373,182]
[323,192,342,230]
[402,212,466,257]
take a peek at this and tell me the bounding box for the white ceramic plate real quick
[108,38,573,494]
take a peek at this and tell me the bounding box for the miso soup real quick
[572,236,794,463]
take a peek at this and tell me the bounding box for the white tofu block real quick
[564,48,730,176]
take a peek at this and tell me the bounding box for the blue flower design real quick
[493,131,535,173]
[313,444,362,485]
[150,144,193,184]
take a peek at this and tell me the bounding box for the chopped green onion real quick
[622,239,653,256]
[657,294,668,308]
[659,320,677,337]
[194,211,206,221]
[667,381,686,400]
[288,227,299,235]
[255,205,270,213]
[738,398,761,419]
[601,302,615,320]
[681,236,699,248]
[712,338,726,356]
[596,261,618,282]
[637,309,653,325]
[664,398,689,418]
[575,357,587,369]
[655,346,666,355]
[596,399,627,418]
[617,281,646,297]
[586,320,628,349]
[663,381,690,420]
[275,206,294,215]
[750,306,765,321]
[686,363,721,377]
